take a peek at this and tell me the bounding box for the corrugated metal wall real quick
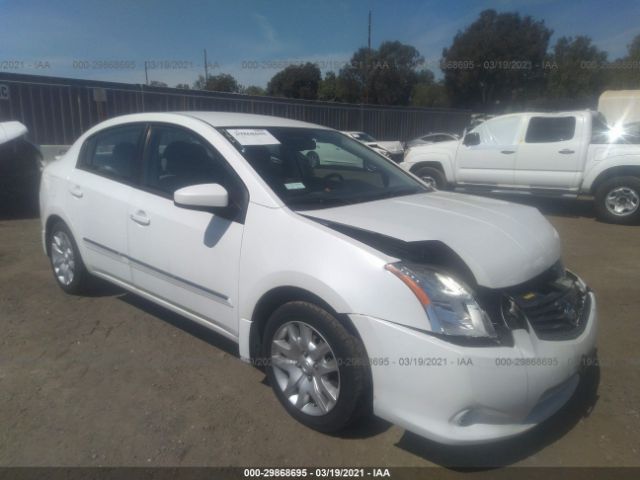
[0,73,470,145]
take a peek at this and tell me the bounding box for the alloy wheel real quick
[605,186,640,216]
[51,231,76,286]
[270,321,340,416]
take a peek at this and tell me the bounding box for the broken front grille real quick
[503,271,590,341]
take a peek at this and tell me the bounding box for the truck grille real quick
[504,271,590,340]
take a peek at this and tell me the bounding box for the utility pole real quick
[144,61,149,85]
[364,9,372,104]
[204,49,209,84]
[368,9,371,51]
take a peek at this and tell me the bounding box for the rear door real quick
[455,115,524,185]
[67,123,145,283]
[126,124,248,337]
[515,115,583,189]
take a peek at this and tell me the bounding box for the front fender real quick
[402,148,456,181]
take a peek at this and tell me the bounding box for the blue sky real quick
[1,0,639,87]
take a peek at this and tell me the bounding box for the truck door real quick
[514,115,583,190]
[456,115,523,186]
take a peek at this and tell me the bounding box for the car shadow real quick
[115,289,393,439]
[116,291,240,358]
[394,360,600,469]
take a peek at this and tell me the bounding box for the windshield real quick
[220,127,427,210]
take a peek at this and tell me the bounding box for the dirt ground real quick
[0,197,639,469]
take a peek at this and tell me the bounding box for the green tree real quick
[411,70,449,107]
[545,36,608,106]
[267,63,321,99]
[442,9,552,109]
[336,41,424,105]
[193,73,240,93]
[175,83,191,89]
[242,85,267,96]
[318,71,338,101]
[148,80,168,87]
[605,34,640,89]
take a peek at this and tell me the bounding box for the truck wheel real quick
[595,176,640,224]
[414,166,446,190]
[264,301,370,433]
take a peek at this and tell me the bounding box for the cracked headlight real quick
[386,262,496,339]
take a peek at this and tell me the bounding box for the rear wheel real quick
[48,221,91,294]
[414,166,446,190]
[264,301,370,433]
[595,176,640,224]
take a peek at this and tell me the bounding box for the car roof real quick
[180,111,328,129]
[88,111,330,134]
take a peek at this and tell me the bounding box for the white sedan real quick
[40,112,597,444]
[342,131,404,162]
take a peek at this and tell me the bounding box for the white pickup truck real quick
[401,110,640,224]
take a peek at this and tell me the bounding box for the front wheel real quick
[594,176,640,224]
[414,166,446,190]
[264,301,370,433]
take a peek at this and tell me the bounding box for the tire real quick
[594,176,640,225]
[48,220,91,294]
[263,301,370,433]
[414,166,446,190]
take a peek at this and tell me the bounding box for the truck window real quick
[525,117,576,143]
[473,116,521,145]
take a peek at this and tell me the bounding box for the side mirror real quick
[463,132,480,146]
[174,183,229,209]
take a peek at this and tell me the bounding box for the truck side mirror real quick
[463,132,480,146]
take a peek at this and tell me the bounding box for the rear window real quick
[525,117,576,143]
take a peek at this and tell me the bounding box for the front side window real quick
[471,116,522,146]
[220,127,426,210]
[81,125,144,181]
[143,125,234,196]
[525,117,576,143]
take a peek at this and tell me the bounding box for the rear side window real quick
[80,125,144,181]
[525,117,576,143]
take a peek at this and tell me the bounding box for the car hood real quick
[303,191,561,289]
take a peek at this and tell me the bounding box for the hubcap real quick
[51,231,75,286]
[421,175,437,189]
[270,321,340,416]
[605,186,640,216]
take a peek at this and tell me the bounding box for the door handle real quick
[500,150,516,154]
[558,149,575,154]
[130,210,150,226]
[69,185,83,198]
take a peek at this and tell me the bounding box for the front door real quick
[127,124,248,337]
[455,115,524,186]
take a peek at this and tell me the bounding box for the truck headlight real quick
[386,262,496,338]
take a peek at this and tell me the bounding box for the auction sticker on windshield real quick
[227,128,280,146]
